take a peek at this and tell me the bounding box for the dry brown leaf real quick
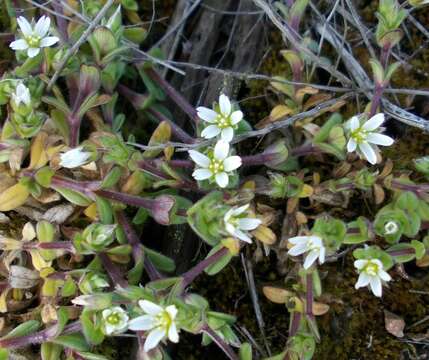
[384,310,405,338]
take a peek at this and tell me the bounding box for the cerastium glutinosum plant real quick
[0,1,428,360]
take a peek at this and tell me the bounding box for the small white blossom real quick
[10,16,59,58]
[354,258,391,297]
[102,306,129,335]
[128,300,179,352]
[60,147,92,169]
[288,235,326,269]
[384,221,399,235]
[224,204,262,243]
[198,94,243,142]
[189,140,241,188]
[12,83,31,107]
[346,113,394,165]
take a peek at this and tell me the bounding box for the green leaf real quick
[388,243,416,263]
[205,245,232,276]
[314,113,342,143]
[50,109,70,140]
[95,196,113,224]
[411,240,426,260]
[43,97,71,116]
[1,320,40,339]
[127,258,144,285]
[80,309,105,346]
[52,333,90,352]
[35,167,55,188]
[54,187,93,207]
[124,27,147,44]
[145,247,176,272]
[41,342,63,360]
[138,67,165,101]
[100,167,122,189]
[0,349,8,360]
[76,352,109,360]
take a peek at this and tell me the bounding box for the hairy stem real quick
[116,211,163,281]
[145,68,199,123]
[201,325,239,360]
[181,247,229,289]
[99,252,128,288]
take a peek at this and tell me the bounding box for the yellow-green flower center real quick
[350,128,368,144]
[155,311,172,328]
[216,115,231,129]
[208,159,224,174]
[107,313,121,325]
[26,35,41,47]
[363,262,379,276]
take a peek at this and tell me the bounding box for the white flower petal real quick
[219,94,231,116]
[221,127,234,142]
[144,328,166,352]
[35,16,51,37]
[238,218,261,231]
[17,17,32,37]
[165,305,178,320]
[231,204,249,216]
[214,140,229,161]
[188,150,210,167]
[128,315,156,331]
[225,222,236,235]
[139,300,163,316]
[223,156,241,172]
[349,116,360,131]
[168,322,179,343]
[201,125,221,139]
[104,323,116,335]
[234,229,252,243]
[362,113,384,131]
[319,246,326,264]
[379,270,391,282]
[27,47,40,58]
[303,249,319,269]
[359,142,377,164]
[355,272,370,289]
[354,259,368,270]
[288,243,307,256]
[347,138,357,152]
[369,276,382,297]
[230,111,243,125]
[192,168,212,180]
[197,107,218,123]
[215,172,229,188]
[10,39,29,50]
[40,36,59,48]
[366,133,394,146]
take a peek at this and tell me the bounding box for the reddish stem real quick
[145,68,199,123]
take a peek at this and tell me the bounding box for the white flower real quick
[288,235,326,269]
[189,140,241,188]
[198,94,244,142]
[354,258,391,297]
[128,300,179,352]
[10,16,59,58]
[224,204,262,243]
[102,306,129,335]
[346,113,394,165]
[12,83,31,107]
[60,147,92,169]
[384,221,399,235]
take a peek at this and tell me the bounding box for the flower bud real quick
[79,272,110,294]
[71,294,112,310]
[74,223,116,253]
